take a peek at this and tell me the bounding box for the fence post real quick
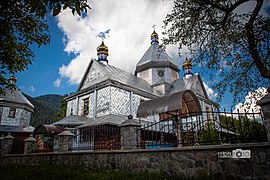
[257,87,270,143]
[1,133,14,156]
[24,134,37,154]
[119,115,141,150]
[0,134,4,156]
[58,130,74,152]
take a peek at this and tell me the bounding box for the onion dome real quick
[182,58,193,77]
[8,76,17,85]
[151,30,159,44]
[97,41,109,63]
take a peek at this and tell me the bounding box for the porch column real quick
[58,130,74,152]
[24,134,37,154]
[257,87,270,143]
[119,115,141,150]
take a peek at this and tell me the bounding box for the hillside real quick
[23,94,64,127]
[35,94,63,110]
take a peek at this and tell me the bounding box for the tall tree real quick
[0,0,90,92]
[54,94,68,122]
[163,0,270,103]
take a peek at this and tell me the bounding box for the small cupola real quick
[8,76,17,86]
[182,58,193,78]
[97,40,109,64]
[151,30,159,44]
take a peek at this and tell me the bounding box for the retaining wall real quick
[1,143,269,179]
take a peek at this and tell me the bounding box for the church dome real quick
[182,58,193,77]
[97,41,109,63]
[8,76,17,85]
[151,30,159,44]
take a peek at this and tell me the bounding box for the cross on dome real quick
[96,29,110,64]
[151,25,159,44]
[152,24,156,31]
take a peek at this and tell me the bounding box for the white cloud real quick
[55,0,179,85]
[28,86,36,93]
[233,87,267,113]
[53,78,62,87]
[203,82,217,100]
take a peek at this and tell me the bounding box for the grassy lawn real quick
[0,164,213,180]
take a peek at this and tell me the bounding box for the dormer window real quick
[8,108,16,118]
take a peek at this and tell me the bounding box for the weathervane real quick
[97,29,110,41]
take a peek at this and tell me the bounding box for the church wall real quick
[66,86,151,119]
[66,98,77,116]
[96,87,110,117]
[137,69,151,85]
[132,94,149,118]
[110,87,131,116]
[0,106,31,126]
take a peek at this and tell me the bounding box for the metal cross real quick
[97,29,110,41]
[152,24,156,31]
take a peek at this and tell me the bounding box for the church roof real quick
[169,74,209,99]
[76,59,160,97]
[0,89,34,112]
[0,125,34,133]
[136,43,177,67]
[53,115,88,126]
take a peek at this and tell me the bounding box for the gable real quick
[170,75,209,99]
[78,59,109,91]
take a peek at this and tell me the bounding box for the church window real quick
[70,108,73,115]
[8,108,16,118]
[158,70,164,77]
[82,98,89,115]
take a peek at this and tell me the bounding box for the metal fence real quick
[71,125,121,151]
[138,109,267,149]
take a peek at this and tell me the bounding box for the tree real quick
[0,0,90,93]
[163,0,270,103]
[54,94,68,121]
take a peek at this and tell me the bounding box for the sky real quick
[15,0,269,111]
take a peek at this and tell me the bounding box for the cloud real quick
[203,82,217,100]
[55,0,178,85]
[233,87,267,113]
[53,78,62,87]
[28,86,36,93]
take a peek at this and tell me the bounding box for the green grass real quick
[0,164,213,180]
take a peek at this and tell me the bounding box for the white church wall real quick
[88,92,95,118]
[96,87,110,117]
[66,98,77,116]
[132,94,149,118]
[110,87,131,116]
[0,107,31,126]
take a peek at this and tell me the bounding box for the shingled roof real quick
[0,89,34,112]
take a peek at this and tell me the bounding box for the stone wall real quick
[1,143,269,179]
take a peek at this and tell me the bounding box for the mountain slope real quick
[23,94,64,127]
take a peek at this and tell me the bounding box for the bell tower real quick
[135,27,179,94]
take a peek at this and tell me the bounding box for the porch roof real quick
[137,90,202,118]
[77,114,127,128]
[33,125,65,135]
[52,115,88,126]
